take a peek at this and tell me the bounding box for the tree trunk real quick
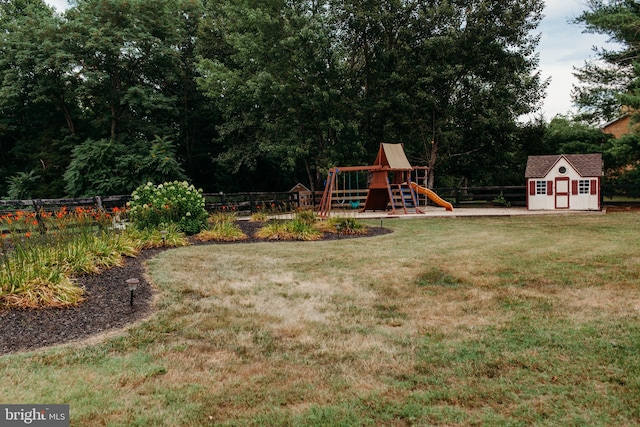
[304,158,315,192]
[62,104,75,136]
[427,138,437,189]
[110,104,117,138]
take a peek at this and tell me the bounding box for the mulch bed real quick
[0,221,391,355]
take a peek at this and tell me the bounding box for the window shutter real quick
[547,181,553,195]
[590,179,597,195]
[572,180,578,195]
[529,181,535,196]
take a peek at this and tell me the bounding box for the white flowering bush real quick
[127,181,208,234]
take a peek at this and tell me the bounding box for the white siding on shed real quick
[526,156,601,211]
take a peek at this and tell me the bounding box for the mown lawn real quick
[1,212,639,426]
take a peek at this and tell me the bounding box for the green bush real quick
[255,220,322,241]
[326,216,367,235]
[127,181,208,234]
[294,209,316,226]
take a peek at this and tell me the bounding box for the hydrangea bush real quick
[127,181,208,234]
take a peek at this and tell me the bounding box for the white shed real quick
[525,154,603,211]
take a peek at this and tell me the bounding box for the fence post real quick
[94,195,103,211]
[32,199,47,236]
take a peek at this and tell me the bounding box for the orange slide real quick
[410,182,453,211]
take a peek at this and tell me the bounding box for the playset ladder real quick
[388,181,423,214]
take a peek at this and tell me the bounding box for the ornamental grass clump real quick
[127,181,208,235]
[319,216,368,235]
[0,207,139,309]
[194,213,247,242]
[125,223,189,249]
[254,218,322,241]
[249,211,269,223]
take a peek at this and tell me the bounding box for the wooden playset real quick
[318,143,453,217]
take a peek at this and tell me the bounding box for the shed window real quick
[536,180,547,195]
[578,180,590,195]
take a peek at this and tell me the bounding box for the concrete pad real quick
[250,207,606,221]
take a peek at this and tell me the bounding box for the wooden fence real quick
[0,195,131,214]
[304,186,528,209]
[0,183,636,218]
[0,192,300,216]
[0,186,530,217]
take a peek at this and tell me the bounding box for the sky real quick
[44,0,615,120]
[537,0,615,119]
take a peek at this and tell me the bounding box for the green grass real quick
[1,213,640,425]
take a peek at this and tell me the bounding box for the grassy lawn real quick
[1,212,639,426]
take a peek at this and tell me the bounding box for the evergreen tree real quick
[573,0,640,124]
[574,0,640,187]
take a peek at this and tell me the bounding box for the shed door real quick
[555,177,569,209]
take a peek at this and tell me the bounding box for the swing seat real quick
[350,201,360,209]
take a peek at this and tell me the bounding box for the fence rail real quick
[0,183,637,218]
[306,185,529,208]
[0,192,300,216]
[0,195,131,212]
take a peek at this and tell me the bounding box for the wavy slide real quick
[410,183,454,211]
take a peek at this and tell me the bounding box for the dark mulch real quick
[0,221,391,355]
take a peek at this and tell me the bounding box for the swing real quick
[349,172,360,209]
[337,172,347,205]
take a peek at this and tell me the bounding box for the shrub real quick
[195,223,247,242]
[124,223,189,249]
[323,216,368,235]
[249,211,269,223]
[195,212,247,242]
[255,220,322,241]
[294,209,316,226]
[127,181,208,234]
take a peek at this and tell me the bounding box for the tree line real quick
[0,0,637,199]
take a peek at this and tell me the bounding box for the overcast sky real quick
[44,0,615,120]
[537,0,616,119]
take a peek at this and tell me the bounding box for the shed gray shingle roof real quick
[525,154,603,178]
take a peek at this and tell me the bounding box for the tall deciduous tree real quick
[0,0,77,197]
[60,0,197,195]
[0,0,547,197]
[64,0,182,140]
[199,0,546,189]
[335,0,546,186]
[198,0,355,191]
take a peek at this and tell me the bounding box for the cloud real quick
[46,0,69,12]
[537,0,616,118]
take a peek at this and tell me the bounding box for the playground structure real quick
[318,143,453,217]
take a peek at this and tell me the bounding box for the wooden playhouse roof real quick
[373,143,413,170]
[525,154,603,178]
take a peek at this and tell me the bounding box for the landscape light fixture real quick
[126,278,139,306]
[160,229,168,247]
